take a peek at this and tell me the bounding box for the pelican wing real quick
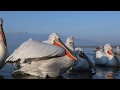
[6,38,65,62]
[42,40,49,43]
[12,55,75,78]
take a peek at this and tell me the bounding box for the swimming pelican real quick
[93,46,103,52]
[94,44,120,67]
[6,33,77,78]
[112,46,120,62]
[113,46,120,55]
[64,36,75,52]
[71,47,96,73]
[0,18,9,70]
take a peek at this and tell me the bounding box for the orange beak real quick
[53,38,77,60]
[107,48,114,56]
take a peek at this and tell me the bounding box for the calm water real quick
[1,46,120,79]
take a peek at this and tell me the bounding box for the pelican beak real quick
[0,18,7,47]
[80,51,96,71]
[111,50,115,56]
[53,38,77,60]
[108,48,115,56]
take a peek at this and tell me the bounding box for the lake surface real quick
[1,46,120,79]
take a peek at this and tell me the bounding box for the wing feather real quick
[6,38,65,62]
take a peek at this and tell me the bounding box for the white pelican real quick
[6,33,77,78]
[94,44,120,67]
[113,46,120,55]
[113,46,120,62]
[71,47,96,73]
[0,18,9,70]
[64,36,75,52]
[93,46,103,52]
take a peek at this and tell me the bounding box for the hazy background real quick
[0,11,120,46]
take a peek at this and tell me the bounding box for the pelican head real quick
[75,47,85,58]
[0,18,3,25]
[117,46,119,49]
[66,36,74,45]
[94,46,103,52]
[48,32,60,44]
[48,33,77,60]
[104,43,114,56]
[75,47,96,71]
[75,47,84,54]
[104,43,112,50]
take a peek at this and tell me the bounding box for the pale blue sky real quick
[0,11,120,43]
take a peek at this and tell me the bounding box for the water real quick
[1,47,120,79]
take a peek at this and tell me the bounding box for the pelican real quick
[63,36,96,74]
[71,47,96,73]
[113,46,120,55]
[94,44,120,67]
[93,46,103,52]
[64,36,75,53]
[0,18,9,70]
[113,46,120,62]
[6,33,77,78]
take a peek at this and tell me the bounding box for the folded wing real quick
[6,38,65,62]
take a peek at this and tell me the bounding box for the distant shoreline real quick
[8,45,118,48]
[76,45,118,48]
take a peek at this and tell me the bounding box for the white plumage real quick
[6,38,65,62]
[6,33,77,78]
[94,44,120,67]
[72,47,95,71]
[12,56,75,78]
[0,18,9,70]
